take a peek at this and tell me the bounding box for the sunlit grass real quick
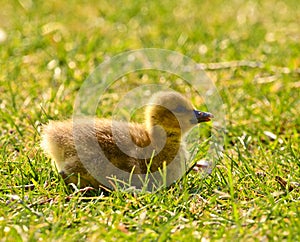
[0,0,299,241]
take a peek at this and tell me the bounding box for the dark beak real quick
[193,110,214,123]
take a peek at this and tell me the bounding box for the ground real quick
[0,0,299,241]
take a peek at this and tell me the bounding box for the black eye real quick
[173,105,187,113]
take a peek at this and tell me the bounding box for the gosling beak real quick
[193,110,214,123]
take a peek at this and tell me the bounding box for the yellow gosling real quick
[41,91,213,189]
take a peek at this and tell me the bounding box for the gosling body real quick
[41,91,213,190]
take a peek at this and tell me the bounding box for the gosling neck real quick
[147,119,182,150]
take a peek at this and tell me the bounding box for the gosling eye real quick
[173,105,187,113]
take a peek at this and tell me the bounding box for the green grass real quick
[1,0,300,241]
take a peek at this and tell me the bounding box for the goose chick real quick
[41,91,213,189]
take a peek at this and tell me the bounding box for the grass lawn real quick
[1,0,300,241]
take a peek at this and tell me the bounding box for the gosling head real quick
[145,91,213,135]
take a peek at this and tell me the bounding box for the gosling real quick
[41,91,213,190]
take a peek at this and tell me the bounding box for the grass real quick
[0,0,300,241]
